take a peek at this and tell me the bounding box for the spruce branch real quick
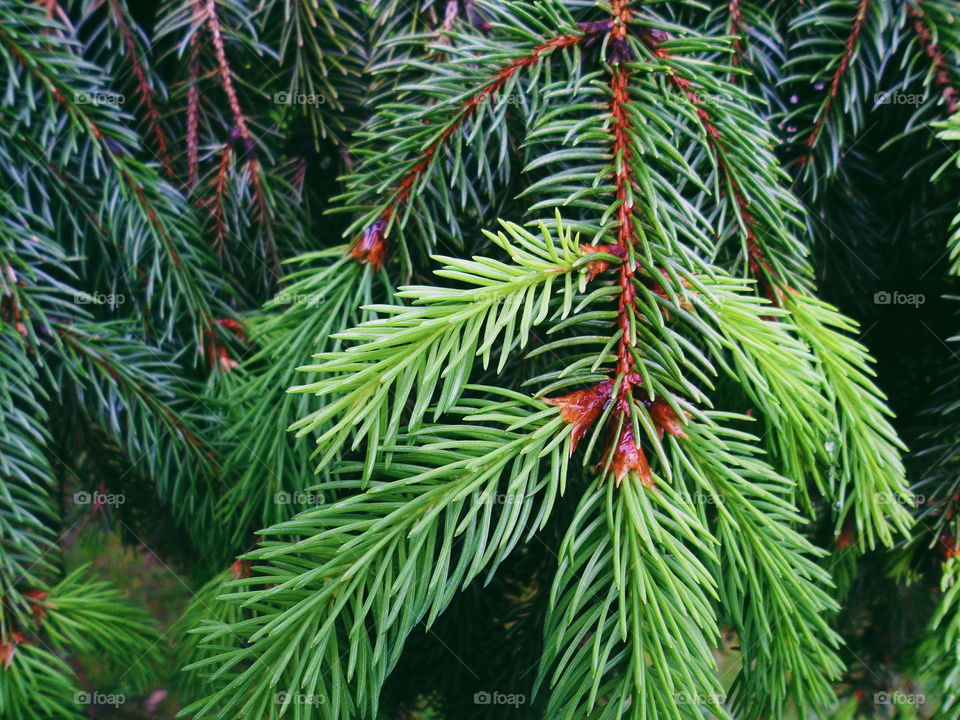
[697,281,836,505]
[213,249,372,548]
[0,0,230,345]
[905,0,960,117]
[290,217,593,475]
[335,2,591,270]
[784,0,894,189]
[256,0,367,144]
[787,292,914,548]
[74,0,176,177]
[685,419,843,719]
[537,474,726,720]
[182,393,572,719]
[709,0,788,110]
[0,325,57,633]
[181,4,882,717]
[155,0,306,291]
[54,321,224,545]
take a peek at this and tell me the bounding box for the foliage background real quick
[2,0,960,718]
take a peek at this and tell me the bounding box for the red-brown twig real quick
[907,1,959,115]
[107,0,174,178]
[350,31,587,269]
[802,0,871,162]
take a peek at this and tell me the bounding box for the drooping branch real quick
[186,30,202,190]
[599,2,655,486]
[199,0,279,275]
[106,0,174,177]
[728,0,744,68]
[801,0,871,162]
[0,22,219,338]
[204,0,250,143]
[544,1,664,487]
[644,32,782,305]
[349,30,589,269]
[907,0,959,115]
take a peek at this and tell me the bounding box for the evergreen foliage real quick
[1,0,960,718]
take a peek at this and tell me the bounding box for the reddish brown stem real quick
[200,0,278,273]
[186,31,202,190]
[107,0,174,178]
[609,65,640,385]
[728,0,744,69]
[600,1,655,486]
[610,0,631,36]
[210,148,232,257]
[350,31,586,269]
[802,0,871,161]
[547,2,685,486]
[204,0,250,141]
[907,1,959,115]
[649,37,780,304]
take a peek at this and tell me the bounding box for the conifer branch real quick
[784,0,894,188]
[290,218,592,474]
[104,0,175,177]
[346,30,587,269]
[0,2,229,344]
[336,4,595,271]
[0,0,944,714]
[182,393,573,719]
[801,0,871,160]
[787,293,914,547]
[907,0,960,116]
